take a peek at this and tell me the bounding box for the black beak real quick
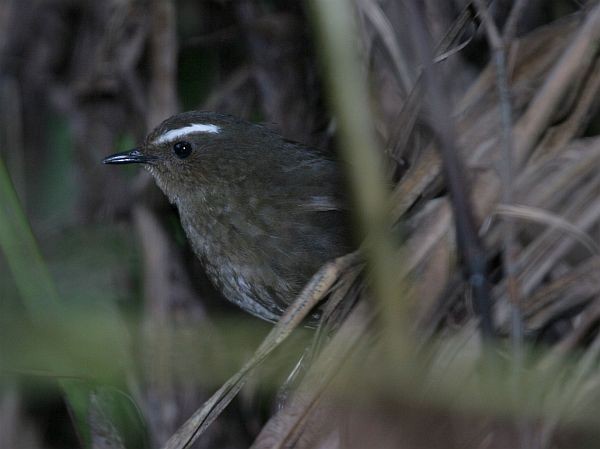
[102,148,157,165]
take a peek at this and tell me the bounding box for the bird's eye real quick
[173,141,192,159]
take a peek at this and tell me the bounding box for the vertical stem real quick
[307,0,404,339]
[473,1,528,446]
[503,0,528,42]
[406,1,494,339]
[473,0,523,361]
[147,0,178,129]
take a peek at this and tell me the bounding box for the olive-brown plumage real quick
[103,111,352,322]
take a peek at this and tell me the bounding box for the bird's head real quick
[103,111,282,203]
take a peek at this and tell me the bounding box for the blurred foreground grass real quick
[0,147,147,447]
[0,145,285,447]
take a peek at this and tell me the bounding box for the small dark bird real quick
[103,111,352,323]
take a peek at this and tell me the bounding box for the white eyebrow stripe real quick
[153,123,220,144]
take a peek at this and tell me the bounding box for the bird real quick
[103,111,353,323]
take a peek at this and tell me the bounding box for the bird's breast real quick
[176,185,350,321]
[177,199,298,320]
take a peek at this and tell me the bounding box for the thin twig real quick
[503,0,529,42]
[473,0,523,359]
[472,2,531,446]
[406,1,494,339]
[494,204,600,255]
[357,0,414,95]
[147,0,178,129]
